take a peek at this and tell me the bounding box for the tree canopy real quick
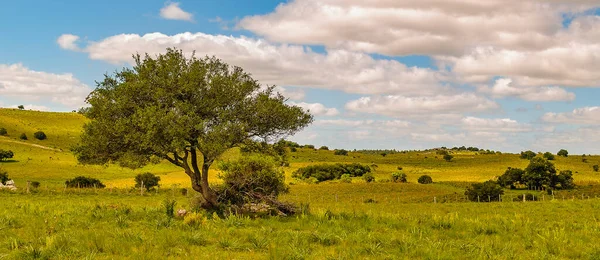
[74,48,313,208]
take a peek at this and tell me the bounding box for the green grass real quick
[2,108,600,259]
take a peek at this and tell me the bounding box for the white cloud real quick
[345,93,499,117]
[0,63,91,109]
[160,2,193,22]
[289,102,339,116]
[274,86,305,100]
[477,78,575,102]
[239,0,598,56]
[461,116,532,132]
[57,34,81,51]
[62,32,446,96]
[541,107,600,125]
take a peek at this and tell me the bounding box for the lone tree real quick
[73,49,312,209]
[557,149,568,157]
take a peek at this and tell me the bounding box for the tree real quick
[18,105,24,110]
[334,149,348,156]
[0,128,7,136]
[543,152,555,160]
[557,149,568,157]
[73,49,312,209]
[497,167,524,189]
[391,172,407,183]
[443,154,454,162]
[523,157,556,189]
[34,131,47,140]
[0,150,14,161]
[135,172,161,191]
[593,165,599,172]
[319,146,329,150]
[551,170,574,189]
[19,133,27,140]
[65,176,105,188]
[520,150,536,160]
[465,180,504,202]
[0,169,8,185]
[418,175,433,184]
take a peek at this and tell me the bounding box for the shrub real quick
[418,175,433,184]
[65,176,105,188]
[33,131,47,140]
[292,163,371,182]
[134,172,161,191]
[319,146,329,150]
[18,105,24,110]
[0,149,14,161]
[0,128,7,136]
[163,199,176,218]
[380,152,387,157]
[519,150,536,160]
[333,149,348,156]
[290,147,297,152]
[397,166,403,171]
[304,145,315,149]
[593,165,599,172]
[340,174,352,183]
[30,181,40,189]
[543,152,555,160]
[443,154,454,162]
[391,172,407,183]
[180,188,188,196]
[465,180,504,202]
[362,173,375,183]
[557,149,568,157]
[0,170,8,185]
[19,133,27,140]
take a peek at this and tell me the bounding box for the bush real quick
[333,149,348,156]
[31,181,40,189]
[340,174,352,183]
[543,152,555,160]
[519,151,536,160]
[304,145,315,149]
[362,173,375,183]
[292,163,371,182]
[135,172,161,191]
[19,133,27,140]
[319,146,329,150]
[418,175,433,184]
[443,154,454,162]
[217,156,289,206]
[391,172,407,183]
[180,188,188,196]
[593,165,599,172]
[33,131,47,140]
[465,180,504,202]
[0,128,7,136]
[65,176,106,188]
[0,149,14,161]
[0,170,8,185]
[290,147,297,152]
[557,149,568,157]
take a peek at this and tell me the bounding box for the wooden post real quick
[141,180,144,196]
[477,196,480,202]
[434,197,437,203]
[27,181,30,193]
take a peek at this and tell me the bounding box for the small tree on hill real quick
[543,152,555,160]
[418,175,433,184]
[135,172,161,191]
[334,149,348,156]
[523,157,556,189]
[319,146,329,150]
[465,180,504,202]
[0,128,7,136]
[18,105,24,110]
[0,150,14,161]
[391,172,407,183]
[443,154,454,162]
[19,133,27,140]
[34,131,47,140]
[557,149,568,157]
[520,150,536,160]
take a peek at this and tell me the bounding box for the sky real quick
[1,1,600,154]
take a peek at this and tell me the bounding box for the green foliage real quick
[18,105,24,110]
[500,159,574,190]
[304,145,315,149]
[340,174,352,183]
[391,172,407,183]
[0,127,7,136]
[443,154,454,162]
[497,168,525,188]
[30,181,40,189]
[418,175,433,184]
[362,172,375,183]
[552,170,574,189]
[19,133,27,140]
[519,150,536,160]
[65,176,106,188]
[72,48,312,207]
[241,140,289,166]
[134,172,161,191]
[593,165,599,172]
[290,147,297,152]
[557,149,569,157]
[334,149,349,156]
[319,146,329,150]
[33,131,47,140]
[465,180,504,202]
[162,199,176,218]
[292,163,371,183]
[543,152,555,160]
[523,157,557,189]
[0,169,8,185]
[0,149,14,161]
[217,156,288,205]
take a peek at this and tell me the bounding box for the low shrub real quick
[593,165,599,172]
[292,163,371,182]
[363,172,375,183]
[0,170,8,185]
[33,131,47,140]
[391,172,407,183]
[19,133,27,140]
[30,181,40,189]
[418,175,433,184]
[340,174,352,183]
[65,176,105,188]
[0,149,14,161]
[443,154,454,162]
[0,128,7,136]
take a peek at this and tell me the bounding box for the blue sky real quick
[1,1,600,154]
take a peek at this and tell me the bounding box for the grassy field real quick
[2,108,600,259]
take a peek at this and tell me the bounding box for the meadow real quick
[2,108,600,259]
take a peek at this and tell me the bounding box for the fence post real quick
[141,180,144,196]
[477,196,480,202]
[434,197,437,203]
[27,181,30,193]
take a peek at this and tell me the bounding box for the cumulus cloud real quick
[59,32,446,96]
[57,34,80,51]
[0,63,91,109]
[160,2,193,22]
[477,78,575,102]
[541,107,600,124]
[345,93,499,117]
[289,102,339,116]
[460,116,532,132]
[274,86,305,101]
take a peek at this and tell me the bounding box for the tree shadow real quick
[0,160,19,163]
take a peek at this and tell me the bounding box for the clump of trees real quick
[0,149,14,161]
[520,150,536,160]
[418,175,433,184]
[334,149,349,156]
[65,176,106,188]
[557,149,569,157]
[33,131,47,140]
[292,163,371,183]
[497,157,574,190]
[135,172,161,191]
[465,180,504,202]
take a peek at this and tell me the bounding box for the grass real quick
[2,108,600,259]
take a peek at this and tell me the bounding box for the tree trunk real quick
[200,163,218,208]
